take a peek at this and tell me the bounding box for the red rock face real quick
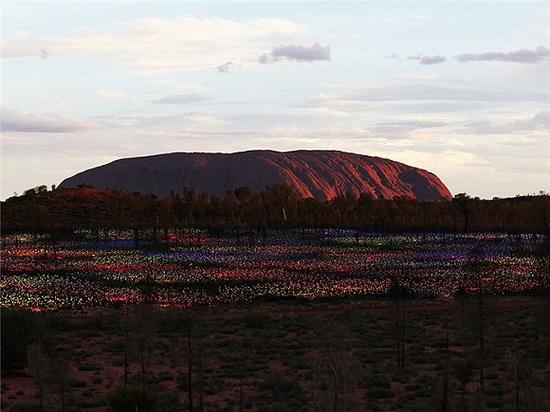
[59,150,452,200]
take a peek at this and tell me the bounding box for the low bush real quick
[242,311,272,329]
[106,385,157,412]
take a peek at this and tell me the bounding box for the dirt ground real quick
[2,295,550,411]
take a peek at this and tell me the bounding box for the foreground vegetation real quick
[2,297,549,411]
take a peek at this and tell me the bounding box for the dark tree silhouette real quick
[2,185,549,233]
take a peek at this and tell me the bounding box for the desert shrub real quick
[485,371,498,380]
[77,363,102,371]
[105,340,124,354]
[368,373,391,390]
[71,379,87,388]
[485,397,503,409]
[393,368,412,384]
[157,371,173,382]
[177,372,189,391]
[367,386,394,401]
[155,390,182,411]
[484,381,504,397]
[242,311,272,329]
[259,373,303,401]
[1,310,33,375]
[391,400,404,410]
[150,308,191,336]
[71,394,105,408]
[106,385,157,412]
[8,404,41,412]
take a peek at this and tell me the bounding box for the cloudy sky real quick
[1,2,549,199]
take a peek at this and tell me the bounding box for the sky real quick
[1,1,549,200]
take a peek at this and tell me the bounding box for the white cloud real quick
[532,14,550,34]
[2,15,304,73]
[96,90,127,100]
[0,107,96,133]
[304,107,348,118]
[103,112,224,131]
[152,93,209,105]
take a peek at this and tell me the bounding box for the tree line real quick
[1,184,549,233]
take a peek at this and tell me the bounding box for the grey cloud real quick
[419,55,446,65]
[370,119,447,135]
[259,42,330,64]
[217,61,234,73]
[464,110,550,134]
[390,101,488,114]
[407,54,446,65]
[152,93,209,104]
[375,119,446,129]
[456,46,550,64]
[510,110,550,131]
[0,107,95,133]
[258,53,271,64]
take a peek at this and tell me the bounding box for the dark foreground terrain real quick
[2,297,549,411]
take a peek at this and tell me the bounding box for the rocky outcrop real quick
[59,150,452,200]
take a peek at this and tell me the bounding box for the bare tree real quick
[453,358,474,412]
[468,244,486,393]
[390,273,408,369]
[196,315,205,412]
[311,319,361,411]
[122,303,130,387]
[48,355,72,412]
[187,318,194,412]
[28,341,48,412]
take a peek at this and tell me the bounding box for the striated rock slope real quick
[59,150,452,200]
